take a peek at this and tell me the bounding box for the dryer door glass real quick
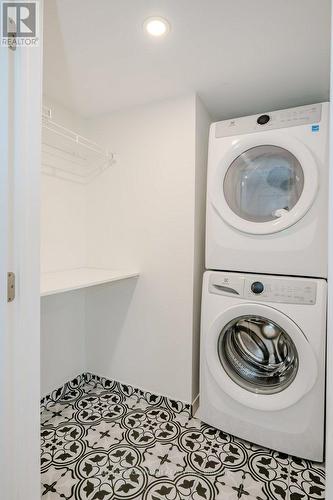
[218,315,299,394]
[223,146,304,223]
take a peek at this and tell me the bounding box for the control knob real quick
[251,281,264,294]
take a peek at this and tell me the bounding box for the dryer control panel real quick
[214,103,322,138]
[209,273,317,305]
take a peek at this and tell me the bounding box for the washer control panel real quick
[244,277,317,304]
[209,273,317,305]
[215,103,322,138]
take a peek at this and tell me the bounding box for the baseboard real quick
[40,373,87,412]
[192,393,200,416]
[41,372,194,417]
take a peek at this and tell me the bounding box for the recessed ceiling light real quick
[144,17,170,37]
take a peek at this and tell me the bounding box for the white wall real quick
[40,94,210,404]
[85,95,210,403]
[41,291,86,396]
[41,98,88,395]
[41,97,87,273]
[41,176,86,273]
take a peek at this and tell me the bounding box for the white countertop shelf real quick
[41,268,139,297]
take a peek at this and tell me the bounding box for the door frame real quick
[0,1,43,497]
[326,7,333,493]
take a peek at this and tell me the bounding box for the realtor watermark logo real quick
[1,1,39,47]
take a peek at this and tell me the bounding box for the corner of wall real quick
[83,95,201,404]
[191,96,212,402]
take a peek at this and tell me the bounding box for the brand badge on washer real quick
[311,124,320,132]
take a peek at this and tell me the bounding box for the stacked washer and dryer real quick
[198,103,329,461]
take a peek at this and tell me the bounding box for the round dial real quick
[251,281,264,294]
[257,114,270,125]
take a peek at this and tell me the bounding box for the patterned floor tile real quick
[40,378,325,499]
[248,450,290,500]
[288,457,325,500]
[84,421,125,450]
[216,469,269,499]
[41,465,78,499]
[143,472,216,499]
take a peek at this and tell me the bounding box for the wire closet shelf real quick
[42,106,114,183]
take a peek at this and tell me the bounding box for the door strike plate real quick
[7,272,15,302]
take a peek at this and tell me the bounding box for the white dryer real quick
[206,103,329,277]
[198,271,326,461]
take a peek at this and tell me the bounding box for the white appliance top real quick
[209,272,318,305]
[215,103,322,138]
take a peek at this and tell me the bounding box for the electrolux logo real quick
[1,0,39,47]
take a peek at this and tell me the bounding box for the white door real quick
[210,133,319,234]
[0,5,42,497]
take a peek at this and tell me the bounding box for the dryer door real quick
[210,134,318,235]
[206,303,318,411]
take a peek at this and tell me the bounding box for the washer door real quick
[210,134,318,235]
[206,304,318,411]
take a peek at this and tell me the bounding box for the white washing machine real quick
[198,271,326,461]
[206,103,329,277]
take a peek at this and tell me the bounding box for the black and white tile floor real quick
[41,374,325,500]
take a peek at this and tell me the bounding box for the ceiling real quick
[43,0,331,120]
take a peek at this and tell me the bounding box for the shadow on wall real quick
[41,289,86,396]
[85,277,139,379]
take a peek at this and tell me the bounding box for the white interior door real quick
[0,4,42,497]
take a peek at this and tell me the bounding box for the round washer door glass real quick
[223,145,304,223]
[218,315,299,394]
